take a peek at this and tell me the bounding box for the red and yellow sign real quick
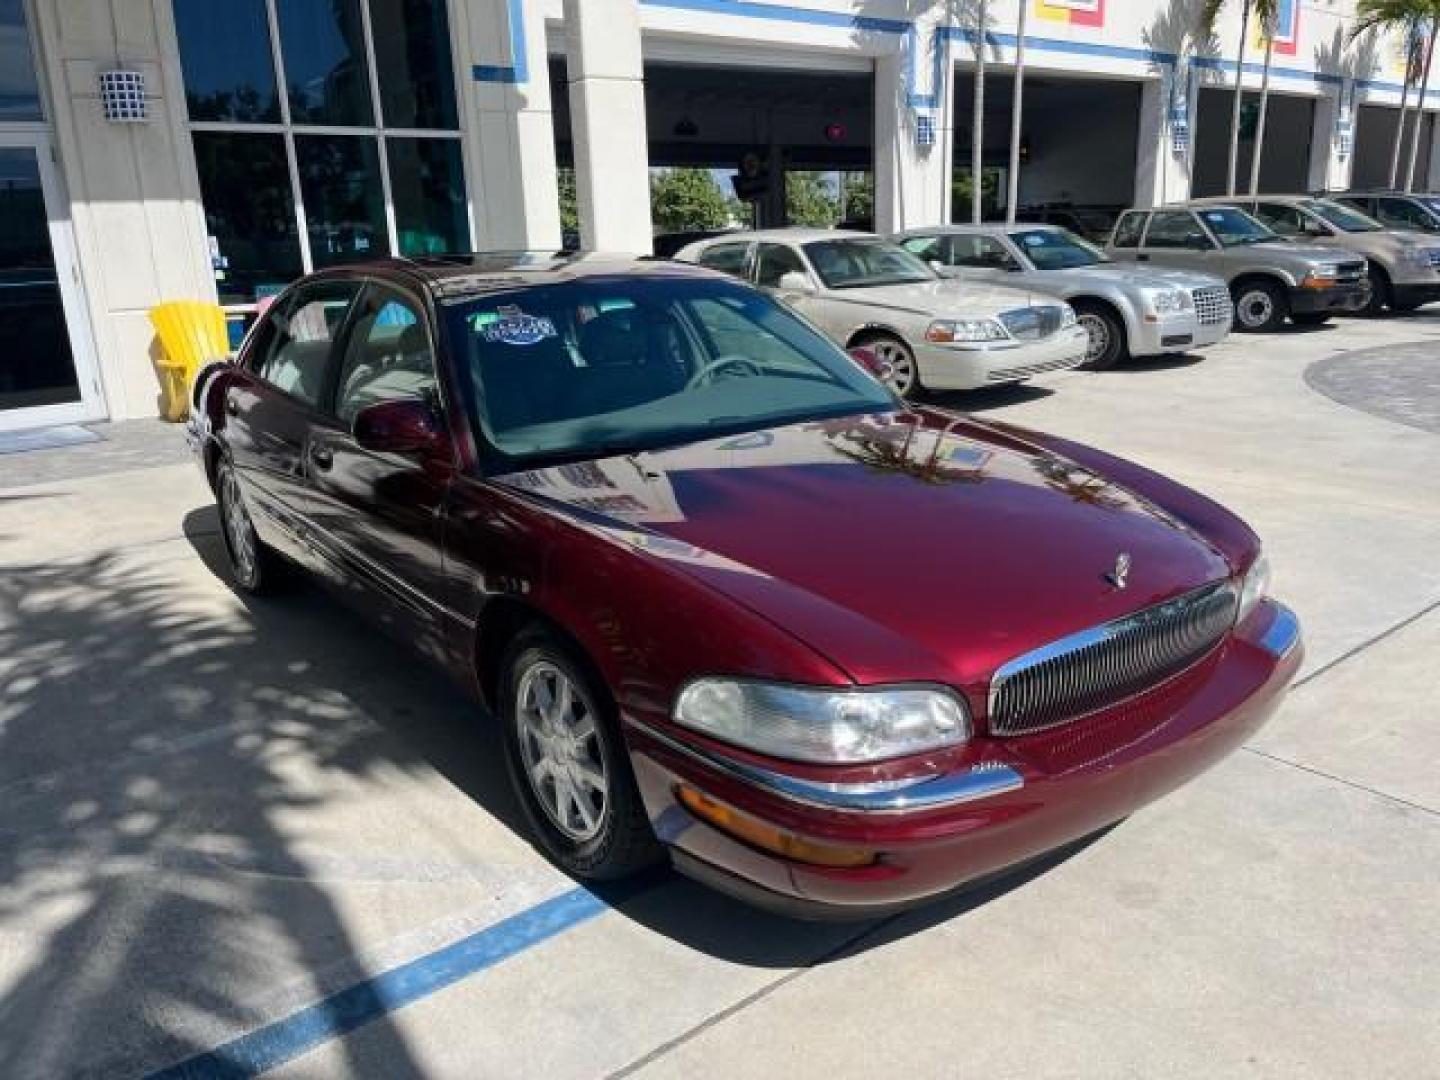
[1036,0,1104,27]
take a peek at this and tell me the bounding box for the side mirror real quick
[848,346,894,382]
[353,399,449,457]
[777,270,817,295]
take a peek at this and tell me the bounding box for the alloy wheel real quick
[1077,313,1111,364]
[1237,290,1274,330]
[515,660,610,842]
[220,466,258,587]
[870,339,916,397]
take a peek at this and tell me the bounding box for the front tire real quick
[1073,301,1129,370]
[1363,264,1392,316]
[500,626,660,880]
[216,457,283,595]
[1231,279,1288,332]
[854,333,921,399]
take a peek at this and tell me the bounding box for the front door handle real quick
[1135,253,1150,262]
[225,395,239,415]
[311,445,333,471]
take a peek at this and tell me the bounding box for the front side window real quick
[1303,199,1381,233]
[754,244,807,288]
[947,235,1019,270]
[443,278,893,465]
[1375,198,1435,230]
[898,235,945,261]
[1009,229,1105,269]
[1144,211,1212,250]
[253,281,363,406]
[802,239,934,289]
[1252,203,1308,236]
[173,0,468,304]
[1193,207,1274,247]
[1111,212,1145,248]
[334,290,437,424]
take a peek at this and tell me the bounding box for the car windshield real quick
[441,276,894,466]
[1302,199,1382,232]
[1009,228,1107,269]
[1197,206,1278,246]
[1418,197,1440,218]
[802,239,936,289]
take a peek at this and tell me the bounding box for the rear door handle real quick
[311,445,333,471]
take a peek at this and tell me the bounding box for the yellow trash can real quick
[149,300,229,421]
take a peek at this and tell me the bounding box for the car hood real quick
[839,279,1058,319]
[496,411,1233,688]
[1054,263,1222,290]
[1352,228,1440,257]
[1240,239,1359,265]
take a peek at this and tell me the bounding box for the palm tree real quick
[1247,3,1281,195]
[1005,0,1028,225]
[1348,1,1431,189]
[1200,0,1282,196]
[972,0,988,223]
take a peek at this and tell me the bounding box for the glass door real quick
[0,133,102,431]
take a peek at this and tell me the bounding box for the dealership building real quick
[1,0,1432,432]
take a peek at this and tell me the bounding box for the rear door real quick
[222,278,363,566]
[305,282,455,661]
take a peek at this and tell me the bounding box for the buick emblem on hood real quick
[1106,552,1132,590]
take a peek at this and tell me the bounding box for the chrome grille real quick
[987,581,1238,737]
[999,306,1064,340]
[1191,285,1231,326]
[1334,261,1366,283]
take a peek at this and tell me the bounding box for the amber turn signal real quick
[676,785,877,869]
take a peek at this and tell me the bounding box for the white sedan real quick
[674,229,1089,397]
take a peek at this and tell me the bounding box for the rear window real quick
[1111,212,1145,248]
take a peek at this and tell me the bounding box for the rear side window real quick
[697,242,750,278]
[252,280,362,406]
[1144,211,1210,249]
[1111,212,1145,248]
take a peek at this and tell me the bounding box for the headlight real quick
[1060,304,1078,327]
[1144,288,1191,315]
[1303,264,1342,285]
[925,318,1009,343]
[674,680,971,764]
[1237,553,1271,624]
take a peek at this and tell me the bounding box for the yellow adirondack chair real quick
[149,300,229,421]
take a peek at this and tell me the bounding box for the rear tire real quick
[1073,301,1129,370]
[854,333,921,399]
[215,457,284,595]
[499,625,661,880]
[1231,279,1288,332]
[1290,312,1332,327]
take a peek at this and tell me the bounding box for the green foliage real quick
[839,173,874,223]
[784,172,840,227]
[557,167,578,237]
[650,168,733,233]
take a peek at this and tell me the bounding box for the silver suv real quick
[1190,195,1440,314]
[1106,205,1368,331]
[893,223,1231,369]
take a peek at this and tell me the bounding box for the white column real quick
[460,0,562,250]
[1308,88,1354,194]
[1426,111,1440,189]
[564,0,651,254]
[873,25,953,233]
[1133,74,1190,208]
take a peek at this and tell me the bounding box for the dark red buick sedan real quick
[190,253,1301,917]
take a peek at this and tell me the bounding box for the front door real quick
[0,134,102,432]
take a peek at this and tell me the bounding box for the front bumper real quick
[1287,283,1369,314]
[1131,311,1231,356]
[626,600,1302,918]
[914,326,1089,391]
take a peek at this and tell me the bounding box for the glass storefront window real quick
[296,135,390,267]
[369,0,458,129]
[173,0,468,301]
[193,133,303,305]
[0,0,43,122]
[172,0,280,123]
[388,138,467,255]
[276,0,373,126]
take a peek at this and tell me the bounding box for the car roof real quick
[894,223,1062,236]
[1184,195,1315,205]
[312,251,725,300]
[695,228,877,244]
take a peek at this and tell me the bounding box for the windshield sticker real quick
[1020,234,1048,247]
[1203,212,1227,223]
[476,305,557,345]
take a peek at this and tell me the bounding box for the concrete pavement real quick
[1,315,1437,1078]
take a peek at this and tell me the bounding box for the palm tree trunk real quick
[1404,22,1437,192]
[972,1,987,224]
[1390,31,1414,189]
[1006,0,1027,225]
[1227,1,1252,196]
[1248,33,1274,195]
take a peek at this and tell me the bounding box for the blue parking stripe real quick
[147,887,609,1079]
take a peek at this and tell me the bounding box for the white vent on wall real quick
[99,70,148,122]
